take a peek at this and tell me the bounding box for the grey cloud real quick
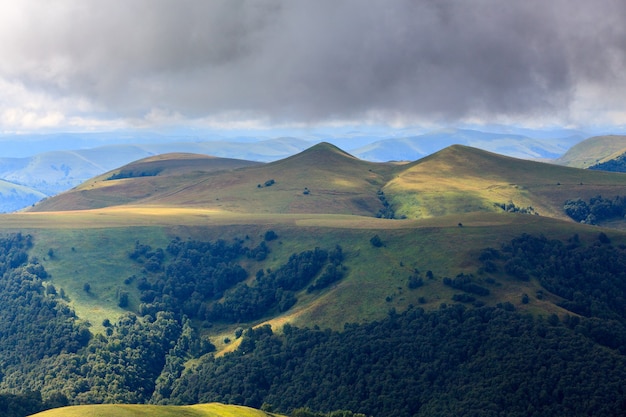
[1,0,626,125]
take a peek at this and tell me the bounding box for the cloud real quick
[0,0,625,130]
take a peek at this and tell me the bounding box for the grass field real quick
[2,206,617,342]
[28,402,285,417]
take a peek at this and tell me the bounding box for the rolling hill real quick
[385,144,626,220]
[0,138,311,199]
[29,143,626,224]
[0,128,589,214]
[0,178,47,213]
[29,143,400,216]
[555,134,626,168]
[3,142,626,415]
[16,142,626,337]
[29,402,285,417]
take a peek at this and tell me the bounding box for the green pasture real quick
[29,402,285,417]
[1,206,622,346]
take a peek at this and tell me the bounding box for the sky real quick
[1,0,626,135]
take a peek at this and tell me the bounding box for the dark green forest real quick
[564,195,626,224]
[2,232,626,416]
[589,153,626,172]
[131,236,345,322]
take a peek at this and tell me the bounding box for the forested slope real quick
[1,229,626,416]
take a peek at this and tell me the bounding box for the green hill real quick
[30,143,399,216]
[555,134,626,168]
[29,402,285,417]
[17,143,626,333]
[387,144,626,220]
[2,143,626,415]
[29,143,626,223]
[30,153,261,211]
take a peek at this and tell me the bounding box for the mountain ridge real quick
[28,143,626,226]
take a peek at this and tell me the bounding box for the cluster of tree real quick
[290,408,367,417]
[494,201,538,215]
[132,236,345,323]
[563,195,626,224]
[0,234,91,363]
[442,273,490,296]
[132,238,255,319]
[0,234,91,416]
[208,247,341,322]
[589,153,626,172]
[482,232,626,353]
[375,190,396,219]
[0,391,66,417]
[107,168,162,180]
[1,310,214,410]
[165,304,626,416]
[407,270,424,289]
[257,179,276,188]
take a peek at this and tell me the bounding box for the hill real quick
[29,143,400,216]
[0,179,47,213]
[386,144,626,220]
[555,135,626,168]
[31,143,626,224]
[0,128,589,213]
[588,148,626,172]
[29,402,286,417]
[29,153,262,212]
[0,138,310,201]
[4,143,626,415]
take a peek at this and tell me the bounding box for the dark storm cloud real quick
[1,0,626,126]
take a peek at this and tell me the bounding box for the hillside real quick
[0,138,311,209]
[29,402,286,417]
[555,135,626,168]
[387,145,626,220]
[0,129,589,213]
[29,153,262,212]
[30,143,626,224]
[30,143,400,216]
[4,143,626,415]
[0,179,47,213]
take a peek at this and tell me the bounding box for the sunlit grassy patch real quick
[29,402,286,417]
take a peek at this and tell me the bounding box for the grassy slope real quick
[386,145,626,220]
[29,402,285,417]
[30,153,262,211]
[29,144,399,217]
[7,143,626,345]
[3,207,619,350]
[556,135,626,168]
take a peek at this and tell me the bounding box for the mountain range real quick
[2,138,626,416]
[0,128,591,213]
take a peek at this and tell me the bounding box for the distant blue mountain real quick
[349,129,585,161]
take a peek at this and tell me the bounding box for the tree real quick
[118,291,129,308]
[370,235,383,248]
[264,230,278,241]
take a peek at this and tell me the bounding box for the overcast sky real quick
[1,0,625,133]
